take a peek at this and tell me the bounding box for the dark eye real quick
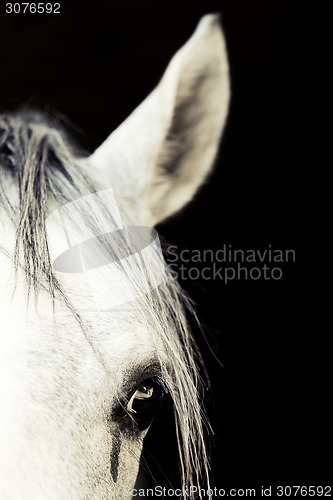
[126,378,165,431]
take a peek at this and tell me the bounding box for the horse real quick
[0,14,230,499]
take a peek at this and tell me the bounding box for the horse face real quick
[0,279,166,498]
[0,14,229,499]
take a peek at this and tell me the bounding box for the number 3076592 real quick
[5,3,60,14]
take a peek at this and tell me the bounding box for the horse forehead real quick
[0,270,157,371]
[0,287,154,356]
[0,215,164,381]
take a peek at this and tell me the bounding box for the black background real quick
[0,0,327,495]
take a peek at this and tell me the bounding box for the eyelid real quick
[127,373,166,401]
[111,366,163,411]
[122,362,163,393]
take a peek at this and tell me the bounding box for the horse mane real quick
[0,109,91,295]
[0,109,211,497]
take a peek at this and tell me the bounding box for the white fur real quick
[0,14,230,499]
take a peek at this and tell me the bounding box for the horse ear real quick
[89,14,230,226]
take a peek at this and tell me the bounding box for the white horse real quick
[0,14,229,499]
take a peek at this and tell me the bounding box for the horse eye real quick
[126,378,165,431]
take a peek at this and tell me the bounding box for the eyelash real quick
[113,376,168,434]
